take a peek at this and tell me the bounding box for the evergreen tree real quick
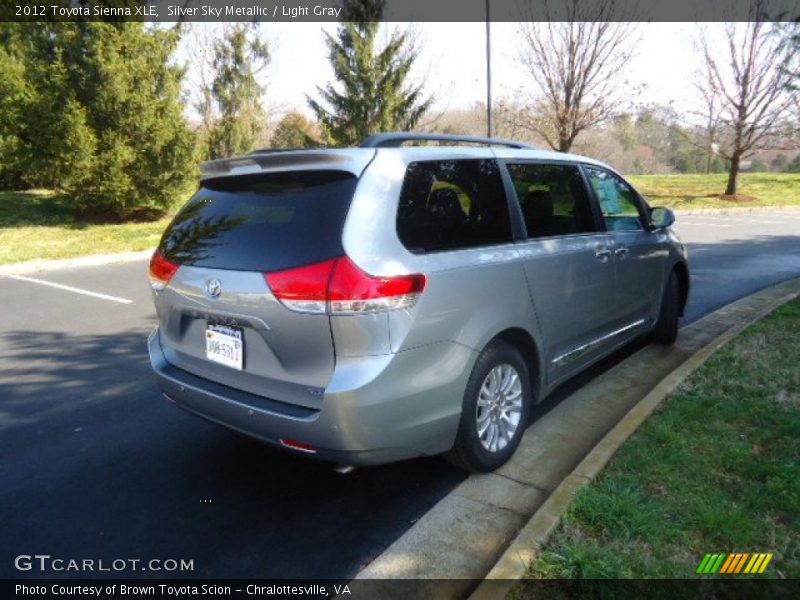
[0,31,31,189]
[612,114,636,152]
[711,157,729,173]
[21,25,99,192]
[668,123,706,173]
[771,154,789,171]
[307,0,432,146]
[749,157,770,172]
[270,112,318,148]
[207,24,270,159]
[1,23,196,219]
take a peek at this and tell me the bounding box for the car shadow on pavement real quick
[0,328,464,579]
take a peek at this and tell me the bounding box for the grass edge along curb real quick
[469,277,800,600]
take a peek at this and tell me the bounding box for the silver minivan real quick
[148,133,689,472]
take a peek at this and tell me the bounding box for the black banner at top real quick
[2,0,800,23]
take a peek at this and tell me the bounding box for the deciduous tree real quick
[697,10,799,194]
[518,0,639,152]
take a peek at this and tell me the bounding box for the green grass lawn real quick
[1,173,799,265]
[0,190,175,265]
[516,297,800,582]
[628,173,800,210]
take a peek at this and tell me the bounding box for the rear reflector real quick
[280,438,317,453]
[149,250,179,291]
[265,257,426,315]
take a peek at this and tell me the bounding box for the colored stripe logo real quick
[696,552,773,574]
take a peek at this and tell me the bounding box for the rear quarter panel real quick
[341,149,546,385]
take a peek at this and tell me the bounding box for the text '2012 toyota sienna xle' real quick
[147,133,690,472]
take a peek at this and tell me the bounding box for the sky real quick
[178,22,704,121]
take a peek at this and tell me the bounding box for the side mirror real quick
[650,207,675,230]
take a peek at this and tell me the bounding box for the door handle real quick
[595,248,611,262]
[614,246,629,257]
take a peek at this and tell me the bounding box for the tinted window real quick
[583,167,644,231]
[396,160,512,253]
[506,163,598,238]
[159,171,356,272]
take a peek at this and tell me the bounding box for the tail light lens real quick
[149,250,179,291]
[328,257,426,313]
[265,257,426,315]
[264,259,336,313]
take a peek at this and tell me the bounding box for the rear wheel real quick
[653,271,680,345]
[446,340,532,472]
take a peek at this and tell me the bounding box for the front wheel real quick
[653,271,680,345]
[446,340,532,472]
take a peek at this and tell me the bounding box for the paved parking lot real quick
[672,210,800,322]
[0,262,463,579]
[1,210,799,579]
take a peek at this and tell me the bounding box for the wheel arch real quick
[672,261,690,317]
[492,327,544,403]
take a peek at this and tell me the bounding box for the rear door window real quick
[396,159,512,253]
[506,163,600,238]
[159,170,357,272]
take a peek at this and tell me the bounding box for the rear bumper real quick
[148,328,476,466]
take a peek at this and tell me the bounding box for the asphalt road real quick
[2,210,799,580]
[673,211,800,323]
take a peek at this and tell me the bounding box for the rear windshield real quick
[158,170,357,272]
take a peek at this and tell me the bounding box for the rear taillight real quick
[149,250,179,291]
[328,257,427,313]
[265,257,426,315]
[264,258,336,313]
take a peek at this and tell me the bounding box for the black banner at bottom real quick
[5,579,800,600]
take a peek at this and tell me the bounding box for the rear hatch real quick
[151,168,359,410]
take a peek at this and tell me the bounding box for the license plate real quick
[205,324,243,370]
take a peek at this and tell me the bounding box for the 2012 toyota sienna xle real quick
[147,133,690,472]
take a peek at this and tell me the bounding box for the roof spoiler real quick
[199,149,376,180]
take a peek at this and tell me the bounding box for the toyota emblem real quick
[205,278,222,298]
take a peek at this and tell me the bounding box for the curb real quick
[353,277,800,597]
[0,249,154,276]
[673,205,800,215]
[469,277,800,599]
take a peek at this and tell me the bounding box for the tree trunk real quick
[558,137,572,153]
[725,154,741,195]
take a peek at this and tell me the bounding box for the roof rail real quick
[360,132,536,150]
[249,147,322,154]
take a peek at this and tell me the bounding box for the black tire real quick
[653,271,680,345]
[446,340,533,472]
